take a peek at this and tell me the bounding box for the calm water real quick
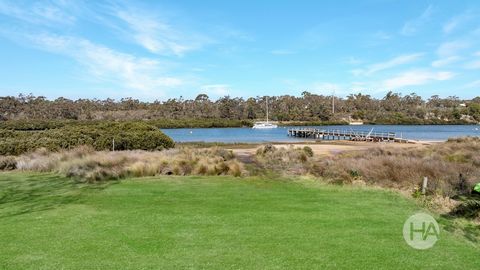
[161,125,480,143]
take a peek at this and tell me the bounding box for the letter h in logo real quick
[410,221,439,241]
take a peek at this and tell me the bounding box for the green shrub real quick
[0,156,16,170]
[147,118,252,128]
[256,144,276,156]
[0,119,253,130]
[450,199,480,219]
[349,169,361,178]
[0,121,174,155]
[303,146,314,157]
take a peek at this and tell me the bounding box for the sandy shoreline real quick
[226,140,431,157]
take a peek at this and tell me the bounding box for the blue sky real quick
[0,0,479,100]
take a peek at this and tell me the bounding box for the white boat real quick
[349,121,364,125]
[253,97,277,129]
[252,121,278,129]
[348,116,363,125]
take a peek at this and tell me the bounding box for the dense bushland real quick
[277,120,349,126]
[1,92,479,124]
[0,118,252,130]
[0,119,70,130]
[147,118,252,128]
[0,121,174,155]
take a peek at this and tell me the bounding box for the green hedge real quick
[277,120,349,126]
[0,121,174,155]
[0,119,253,130]
[146,119,253,128]
[0,119,70,130]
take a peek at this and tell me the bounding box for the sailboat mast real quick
[266,97,269,123]
[332,90,335,115]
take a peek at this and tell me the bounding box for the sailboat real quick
[252,97,278,129]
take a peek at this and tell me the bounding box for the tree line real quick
[1,92,479,124]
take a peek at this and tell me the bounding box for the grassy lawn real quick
[0,173,478,269]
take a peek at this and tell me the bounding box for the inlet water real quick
[161,125,480,143]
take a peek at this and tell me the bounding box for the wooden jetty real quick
[287,128,408,143]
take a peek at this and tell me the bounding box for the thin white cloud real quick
[0,0,76,26]
[345,57,363,65]
[436,40,470,57]
[270,49,295,55]
[464,60,480,69]
[431,56,461,68]
[213,26,254,42]
[401,5,433,36]
[383,70,455,89]
[443,22,457,35]
[29,33,183,95]
[309,82,367,96]
[32,4,76,25]
[373,31,392,40]
[114,8,209,56]
[311,82,342,93]
[465,80,480,88]
[354,53,423,76]
[282,80,349,96]
[201,84,231,96]
[0,1,199,97]
[309,81,377,96]
[443,11,473,34]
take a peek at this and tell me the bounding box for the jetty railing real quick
[287,128,407,143]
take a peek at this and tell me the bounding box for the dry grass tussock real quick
[2,137,480,197]
[2,138,480,221]
[7,146,244,182]
[255,137,480,197]
[255,144,314,175]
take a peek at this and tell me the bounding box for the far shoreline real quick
[177,139,444,148]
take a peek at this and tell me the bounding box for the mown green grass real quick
[0,173,478,269]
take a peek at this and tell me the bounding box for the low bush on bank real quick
[0,121,174,155]
[255,144,315,175]
[277,120,349,126]
[316,147,478,196]
[11,146,244,182]
[3,135,480,199]
[147,118,252,128]
[0,119,70,130]
[254,138,480,197]
[0,118,253,131]
[0,155,17,170]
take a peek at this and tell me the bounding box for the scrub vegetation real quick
[1,92,479,124]
[1,146,243,181]
[2,137,480,220]
[0,121,174,155]
[2,137,480,198]
[0,132,480,269]
[254,137,480,196]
